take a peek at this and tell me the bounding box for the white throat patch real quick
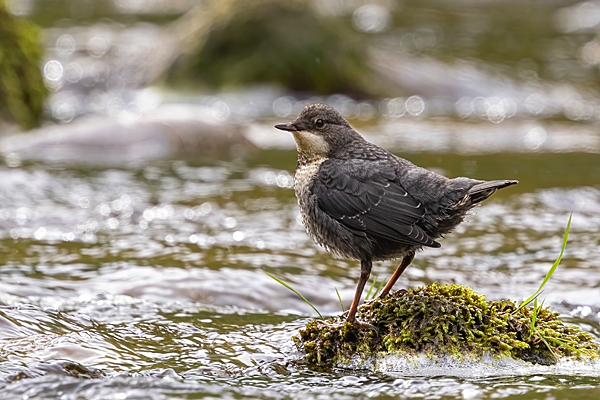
[292,130,329,161]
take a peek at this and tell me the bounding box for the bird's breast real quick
[294,158,327,200]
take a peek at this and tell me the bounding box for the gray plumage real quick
[275,103,517,324]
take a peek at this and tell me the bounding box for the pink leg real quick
[378,253,415,298]
[347,259,372,323]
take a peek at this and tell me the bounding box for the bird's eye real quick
[315,119,324,128]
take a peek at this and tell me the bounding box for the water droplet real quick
[108,97,126,117]
[352,4,391,33]
[524,127,548,150]
[486,102,505,124]
[88,35,109,58]
[273,97,294,117]
[223,217,237,229]
[199,202,212,214]
[52,101,75,123]
[34,227,46,240]
[525,94,545,114]
[233,231,244,241]
[455,97,473,118]
[264,171,277,185]
[64,63,83,83]
[356,102,376,120]
[387,97,406,118]
[580,306,592,317]
[405,95,425,116]
[62,232,75,241]
[56,34,76,56]
[143,209,155,221]
[184,209,195,220]
[99,204,111,216]
[44,60,63,81]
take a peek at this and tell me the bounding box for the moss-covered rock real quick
[294,284,599,367]
[168,0,391,97]
[0,0,46,130]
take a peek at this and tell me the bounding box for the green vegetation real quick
[294,283,598,366]
[335,288,345,312]
[169,0,390,97]
[266,271,384,319]
[265,271,324,320]
[518,213,571,311]
[519,214,572,361]
[0,0,46,130]
[365,275,385,301]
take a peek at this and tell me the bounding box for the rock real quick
[294,283,599,367]
[0,105,256,164]
[167,0,390,98]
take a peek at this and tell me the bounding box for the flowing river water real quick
[0,136,599,398]
[2,0,600,398]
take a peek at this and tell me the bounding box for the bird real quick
[274,103,517,325]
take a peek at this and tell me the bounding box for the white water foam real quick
[336,352,600,378]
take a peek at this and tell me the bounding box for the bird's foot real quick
[347,320,379,335]
[315,320,344,330]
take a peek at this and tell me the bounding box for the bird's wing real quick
[313,159,440,248]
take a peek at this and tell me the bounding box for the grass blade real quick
[365,275,378,301]
[335,288,345,312]
[538,333,558,362]
[373,278,386,299]
[264,271,324,320]
[528,298,539,339]
[518,213,572,311]
[545,336,581,354]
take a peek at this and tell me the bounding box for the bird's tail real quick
[468,180,518,204]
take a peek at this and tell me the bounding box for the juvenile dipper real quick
[275,104,517,324]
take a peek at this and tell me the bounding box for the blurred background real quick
[0,0,600,398]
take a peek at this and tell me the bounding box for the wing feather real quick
[313,160,440,248]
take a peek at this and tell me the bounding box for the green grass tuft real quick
[365,276,378,301]
[265,271,324,320]
[335,288,345,312]
[518,213,572,311]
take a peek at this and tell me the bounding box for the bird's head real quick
[275,103,363,163]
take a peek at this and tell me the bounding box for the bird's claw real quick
[348,320,379,335]
[316,320,345,330]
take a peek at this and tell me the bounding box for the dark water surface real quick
[0,145,599,399]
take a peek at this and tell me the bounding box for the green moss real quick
[168,0,392,98]
[294,284,599,366]
[0,0,47,130]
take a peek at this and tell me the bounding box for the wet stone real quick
[6,361,105,382]
[294,284,599,367]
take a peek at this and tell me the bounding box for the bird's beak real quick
[274,122,298,132]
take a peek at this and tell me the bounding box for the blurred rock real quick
[0,0,46,130]
[167,0,391,98]
[0,105,256,164]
